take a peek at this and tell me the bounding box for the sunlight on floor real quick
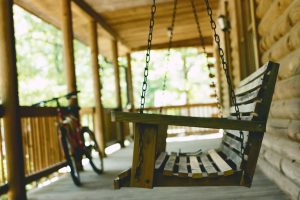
[105,143,121,155]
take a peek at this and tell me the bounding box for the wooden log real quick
[266,126,289,137]
[266,118,290,137]
[258,158,300,200]
[256,0,273,19]
[0,0,26,199]
[260,148,282,171]
[258,0,293,36]
[274,74,300,100]
[89,19,106,155]
[111,40,124,147]
[262,22,300,63]
[262,134,300,163]
[112,39,122,109]
[288,120,300,142]
[260,1,300,51]
[61,0,78,107]
[259,0,300,51]
[270,98,300,119]
[261,148,300,188]
[278,48,300,79]
[281,158,300,186]
[289,0,300,24]
[126,53,135,110]
[267,118,290,129]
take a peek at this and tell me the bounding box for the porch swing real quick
[112,0,279,189]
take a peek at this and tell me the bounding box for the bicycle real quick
[32,91,104,186]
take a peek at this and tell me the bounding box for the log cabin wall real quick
[256,1,300,199]
[217,0,300,199]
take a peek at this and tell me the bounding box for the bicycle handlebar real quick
[32,91,80,107]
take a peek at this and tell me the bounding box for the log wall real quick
[256,0,299,199]
[217,1,300,199]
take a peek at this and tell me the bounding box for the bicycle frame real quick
[33,92,85,164]
[55,99,85,156]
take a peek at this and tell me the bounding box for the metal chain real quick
[203,0,245,167]
[190,0,222,117]
[160,0,178,114]
[136,0,157,179]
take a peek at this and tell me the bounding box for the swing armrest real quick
[111,111,266,132]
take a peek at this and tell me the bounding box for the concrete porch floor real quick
[28,137,289,200]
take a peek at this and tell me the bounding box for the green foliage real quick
[131,48,216,108]
[13,6,216,109]
[14,6,66,106]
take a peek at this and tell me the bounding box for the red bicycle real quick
[32,91,104,186]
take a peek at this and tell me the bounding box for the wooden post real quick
[111,40,124,147]
[61,0,83,169]
[249,0,261,68]
[0,0,27,199]
[130,123,158,188]
[89,19,106,155]
[112,40,122,108]
[61,0,78,107]
[126,53,135,110]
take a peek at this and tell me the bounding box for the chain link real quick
[160,0,178,114]
[136,0,157,179]
[203,0,245,166]
[190,0,222,117]
[139,0,156,114]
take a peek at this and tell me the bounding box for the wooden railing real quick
[0,106,67,195]
[19,107,66,182]
[0,103,218,195]
[135,103,219,137]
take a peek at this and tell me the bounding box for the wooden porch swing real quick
[112,0,279,189]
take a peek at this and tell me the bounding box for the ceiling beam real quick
[131,36,213,51]
[72,0,128,47]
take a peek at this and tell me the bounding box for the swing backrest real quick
[219,61,279,186]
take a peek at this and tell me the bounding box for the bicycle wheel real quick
[60,127,81,186]
[81,127,104,174]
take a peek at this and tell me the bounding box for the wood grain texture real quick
[111,112,266,132]
[200,155,218,176]
[189,156,202,179]
[163,154,177,176]
[130,123,158,188]
[155,152,167,170]
[208,150,233,176]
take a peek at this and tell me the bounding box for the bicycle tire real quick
[81,127,104,174]
[60,127,81,186]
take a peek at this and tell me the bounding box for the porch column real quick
[126,53,135,110]
[89,19,106,155]
[0,0,27,199]
[111,40,124,147]
[61,0,78,106]
[111,40,122,108]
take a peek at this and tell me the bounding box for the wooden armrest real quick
[111,112,265,132]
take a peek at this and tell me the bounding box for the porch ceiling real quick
[14,0,218,60]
